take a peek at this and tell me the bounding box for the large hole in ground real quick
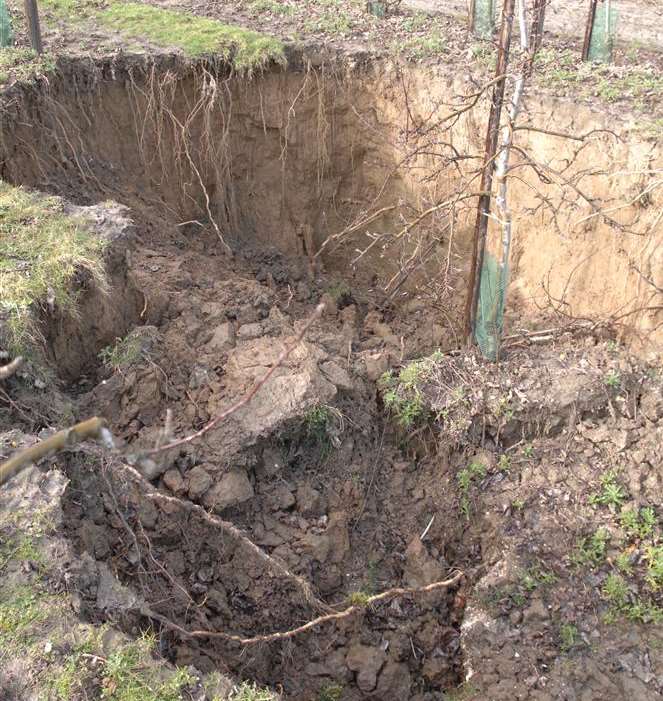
[2,54,480,699]
[2,51,659,701]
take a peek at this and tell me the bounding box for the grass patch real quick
[230,682,278,701]
[520,565,557,591]
[441,682,479,701]
[318,684,343,701]
[302,404,340,460]
[40,0,284,70]
[644,545,663,591]
[0,47,56,86]
[470,43,496,69]
[401,30,446,59]
[0,532,45,572]
[457,458,487,519]
[100,3,284,68]
[379,351,443,429]
[246,0,295,15]
[0,586,65,656]
[304,11,352,36]
[100,632,194,701]
[572,528,609,568]
[326,279,352,305]
[559,622,580,652]
[0,182,107,356]
[46,630,197,701]
[533,47,663,112]
[99,332,147,373]
[620,506,657,541]
[589,469,627,508]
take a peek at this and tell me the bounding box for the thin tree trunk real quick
[530,0,546,53]
[582,0,598,61]
[464,0,516,344]
[492,0,531,357]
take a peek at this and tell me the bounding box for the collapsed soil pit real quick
[52,231,470,700]
[1,43,662,701]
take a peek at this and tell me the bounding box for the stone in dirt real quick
[206,322,236,351]
[237,322,264,340]
[225,337,336,428]
[162,468,185,494]
[296,483,324,515]
[186,464,213,499]
[403,537,447,587]
[363,351,389,381]
[376,660,412,698]
[267,483,296,511]
[345,643,387,692]
[320,359,354,392]
[202,469,254,512]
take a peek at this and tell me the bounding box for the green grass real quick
[0,182,108,356]
[101,633,194,701]
[520,566,557,591]
[401,30,446,59]
[559,622,580,652]
[457,459,487,519]
[572,528,609,569]
[379,352,444,429]
[589,470,627,509]
[442,683,478,701]
[402,12,428,32]
[346,591,371,606]
[0,532,45,572]
[99,332,146,373]
[0,47,56,85]
[39,0,284,70]
[246,0,295,15]
[230,682,278,701]
[47,630,197,701]
[304,11,352,36]
[615,550,634,575]
[533,46,663,113]
[0,586,65,656]
[604,370,621,388]
[470,43,496,70]
[326,279,352,304]
[318,684,343,701]
[644,545,663,591]
[303,404,338,460]
[100,3,284,68]
[620,507,657,540]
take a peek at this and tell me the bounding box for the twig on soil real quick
[0,417,113,488]
[420,515,435,541]
[142,570,463,646]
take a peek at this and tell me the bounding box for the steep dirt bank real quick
[1,50,661,357]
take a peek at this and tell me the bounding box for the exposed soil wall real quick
[1,51,661,355]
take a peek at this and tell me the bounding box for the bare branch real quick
[0,417,112,487]
[142,571,463,646]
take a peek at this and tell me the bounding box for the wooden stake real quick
[582,0,598,61]
[23,0,43,54]
[464,0,515,344]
